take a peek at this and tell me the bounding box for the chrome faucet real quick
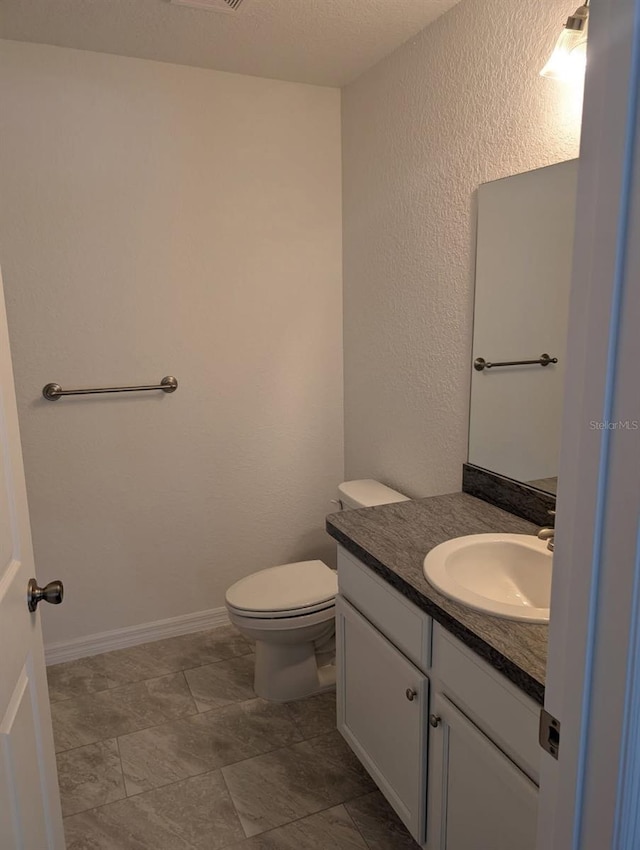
[537,509,556,552]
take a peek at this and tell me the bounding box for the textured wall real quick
[342,0,583,497]
[0,41,343,646]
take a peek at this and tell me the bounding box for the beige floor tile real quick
[55,627,385,850]
[184,654,256,712]
[47,656,112,703]
[66,625,253,692]
[222,732,375,837]
[51,672,197,752]
[56,738,126,816]
[224,805,368,849]
[64,769,245,850]
[146,626,253,673]
[118,697,302,795]
[346,790,419,849]
[284,691,337,740]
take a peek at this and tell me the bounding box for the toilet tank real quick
[338,479,409,510]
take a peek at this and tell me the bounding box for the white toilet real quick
[225,479,409,702]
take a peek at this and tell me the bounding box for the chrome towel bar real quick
[473,354,558,372]
[42,375,178,401]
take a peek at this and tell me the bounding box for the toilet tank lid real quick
[338,479,409,509]
[225,560,337,613]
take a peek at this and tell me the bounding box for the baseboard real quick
[44,606,230,666]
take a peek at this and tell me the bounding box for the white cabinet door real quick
[0,268,65,849]
[428,692,538,850]
[336,596,428,844]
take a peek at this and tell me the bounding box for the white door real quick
[0,268,65,849]
[535,0,640,848]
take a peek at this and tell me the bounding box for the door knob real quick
[27,578,64,612]
[429,714,441,727]
[406,688,417,701]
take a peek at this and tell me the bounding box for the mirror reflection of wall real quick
[468,159,579,495]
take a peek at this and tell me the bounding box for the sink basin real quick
[423,533,552,623]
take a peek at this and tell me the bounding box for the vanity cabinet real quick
[427,692,538,850]
[336,596,429,843]
[336,546,541,850]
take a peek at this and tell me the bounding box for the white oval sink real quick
[423,533,552,623]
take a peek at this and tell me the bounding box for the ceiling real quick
[0,0,461,87]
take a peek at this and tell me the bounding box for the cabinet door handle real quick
[406,688,417,701]
[429,714,441,727]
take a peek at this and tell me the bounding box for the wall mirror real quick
[468,158,579,495]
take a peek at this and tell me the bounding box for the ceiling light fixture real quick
[541,1,590,83]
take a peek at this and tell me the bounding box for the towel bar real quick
[42,376,178,400]
[473,354,558,372]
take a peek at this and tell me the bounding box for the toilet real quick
[225,479,409,702]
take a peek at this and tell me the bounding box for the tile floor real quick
[48,623,418,849]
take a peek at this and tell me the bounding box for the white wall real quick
[0,41,343,646]
[342,0,583,497]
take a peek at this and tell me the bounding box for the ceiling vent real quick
[170,0,245,12]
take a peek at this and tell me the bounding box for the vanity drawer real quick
[432,623,541,783]
[337,546,431,673]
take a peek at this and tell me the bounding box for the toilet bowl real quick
[225,480,409,702]
[226,560,337,702]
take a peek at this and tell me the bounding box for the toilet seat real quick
[225,560,337,618]
[227,597,336,620]
[227,602,336,630]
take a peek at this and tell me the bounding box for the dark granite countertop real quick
[326,492,547,704]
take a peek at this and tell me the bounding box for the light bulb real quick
[541,3,589,83]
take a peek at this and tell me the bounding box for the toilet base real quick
[227,602,337,702]
[253,637,336,702]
